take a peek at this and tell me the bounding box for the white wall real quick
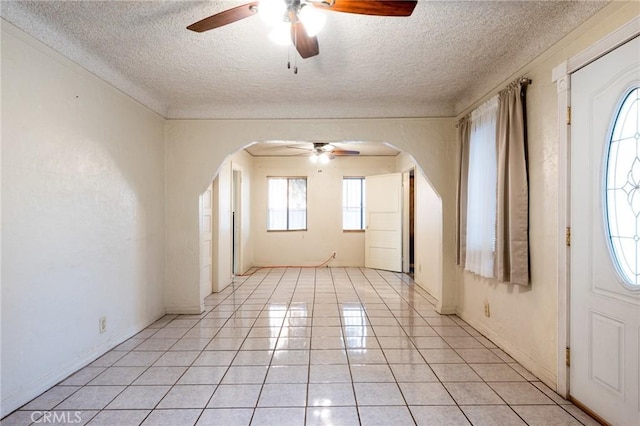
[165,118,457,313]
[454,2,639,389]
[1,22,166,417]
[251,155,396,267]
[396,153,443,300]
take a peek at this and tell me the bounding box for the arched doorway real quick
[164,118,456,315]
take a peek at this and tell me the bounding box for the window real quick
[605,87,640,288]
[343,177,365,230]
[465,96,498,278]
[267,177,307,230]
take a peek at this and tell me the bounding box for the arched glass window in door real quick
[605,86,640,289]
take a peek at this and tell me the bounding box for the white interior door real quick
[570,36,639,425]
[200,183,213,297]
[365,172,402,272]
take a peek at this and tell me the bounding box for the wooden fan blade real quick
[287,145,314,151]
[291,21,320,59]
[187,2,258,33]
[333,149,360,155]
[314,0,417,16]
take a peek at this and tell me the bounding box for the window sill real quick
[343,229,365,233]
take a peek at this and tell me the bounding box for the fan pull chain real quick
[286,48,297,73]
[291,21,298,74]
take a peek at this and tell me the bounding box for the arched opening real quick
[164,117,456,315]
[197,138,444,309]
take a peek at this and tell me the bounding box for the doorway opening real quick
[402,168,416,277]
[198,140,443,309]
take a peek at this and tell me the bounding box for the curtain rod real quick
[456,77,532,127]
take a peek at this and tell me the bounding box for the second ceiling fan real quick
[187,0,418,59]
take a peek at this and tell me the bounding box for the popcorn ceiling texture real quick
[1,0,608,119]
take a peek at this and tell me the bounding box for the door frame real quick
[402,168,415,274]
[232,168,242,276]
[553,16,640,398]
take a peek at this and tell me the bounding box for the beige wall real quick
[165,118,457,314]
[1,22,166,416]
[455,2,639,388]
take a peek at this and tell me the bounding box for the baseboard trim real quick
[456,308,556,388]
[165,304,204,315]
[0,311,165,418]
[437,304,457,315]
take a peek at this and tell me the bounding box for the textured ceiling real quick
[1,0,608,119]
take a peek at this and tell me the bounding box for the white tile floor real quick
[2,268,599,426]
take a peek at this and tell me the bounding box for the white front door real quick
[570,36,640,425]
[365,172,402,272]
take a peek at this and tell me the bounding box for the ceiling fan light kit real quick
[269,21,293,45]
[310,151,332,164]
[297,6,327,37]
[187,0,417,65]
[259,0,288,25]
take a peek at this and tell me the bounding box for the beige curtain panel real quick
[457,78,530,285]
[495,79,530,285]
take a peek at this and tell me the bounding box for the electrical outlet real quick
[484,302,491,318]
[99,316,107,334]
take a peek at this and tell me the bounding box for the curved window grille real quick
[605,87,640,288]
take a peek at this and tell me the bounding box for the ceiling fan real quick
[187,0,418,60]
[303,142,360,163]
